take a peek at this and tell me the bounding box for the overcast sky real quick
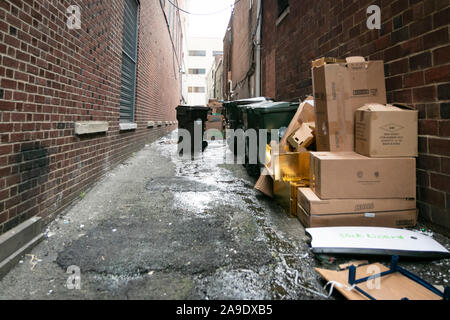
[186,0,235,39]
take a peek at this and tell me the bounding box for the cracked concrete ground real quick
[0,131,449,300]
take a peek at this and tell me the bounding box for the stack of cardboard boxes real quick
[297,57,419,229]
[256,98,317,217]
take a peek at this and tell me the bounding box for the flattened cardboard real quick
[298,188,416,215]
[355,104,418,157]
[297,204,417,228]
[315,263,443,300]
[312,57,387,151]
[254,168,274,198]
[310,152,416,199]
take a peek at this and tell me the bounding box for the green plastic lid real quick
[223,97,273,108]
[176,105,210,111]
[236,100,272,111]
[247,101,300,113]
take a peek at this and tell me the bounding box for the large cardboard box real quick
[355,104,418,157]
[312,57,387,152]
[297,204,417,228]
[298,187,416,215]
[310,152,416,199]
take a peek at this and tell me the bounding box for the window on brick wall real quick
[188,87,206,93]
[188,68,206,75]
[189,50,206,57]
[119,0,140,123]
[277,0,289,17]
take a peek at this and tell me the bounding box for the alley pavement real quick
[0,131,449,300]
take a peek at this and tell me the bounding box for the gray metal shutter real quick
[120,0,139,123]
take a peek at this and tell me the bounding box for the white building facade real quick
[184,37,223,105]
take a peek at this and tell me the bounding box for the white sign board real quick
[306,227,450,259]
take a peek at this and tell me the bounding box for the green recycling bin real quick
[242,101,300,175]
[223,97,273,156]
[223,97,272,130]
[245,101,300,144]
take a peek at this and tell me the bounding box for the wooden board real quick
[316,263,443,300]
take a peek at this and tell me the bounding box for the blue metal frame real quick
[347,255,449,300]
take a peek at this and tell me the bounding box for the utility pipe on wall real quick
[255,0,262,97]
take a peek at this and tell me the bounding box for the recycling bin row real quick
[223,98,299,175]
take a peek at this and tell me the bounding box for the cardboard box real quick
[268,150,311,182]
[273,180,308,217]
[298,188,416,215]
[297,203,417,228]
[207,115,224,123]
[355,104,418,157]
[280,98,315,153]
[312,57,346,68]
[207,100,223,114]
[310,152,416,199]
[287,123,315,151]
[312,56,387,152]
[205,121,224,134]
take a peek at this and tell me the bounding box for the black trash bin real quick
[176,105,210,155]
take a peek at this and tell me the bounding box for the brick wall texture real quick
[260,0,450,229]
[223,0,259,100]
[0,0,182,234]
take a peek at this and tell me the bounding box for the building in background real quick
[206,54,224,102]
[184,37,223,105]
[223,0,262,101]
[0,0,185,234]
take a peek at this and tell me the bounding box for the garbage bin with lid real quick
[245,101,300,140]
[242,101,300,175]
[222,97,273,130]
[176,105,210,155]
[223,97,273,156]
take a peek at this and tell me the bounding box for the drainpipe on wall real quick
[254,0,262,97]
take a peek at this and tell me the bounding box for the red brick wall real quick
[223,1,259,100]
[223,19,232,100]
[0,0,182,234]
[261,0,450,229]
